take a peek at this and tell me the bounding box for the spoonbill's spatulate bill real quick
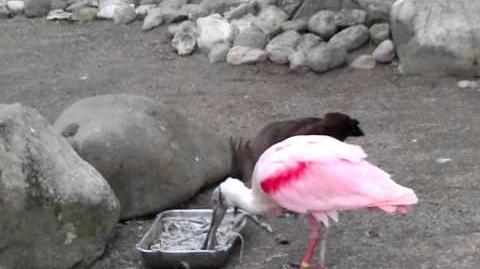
[203,135,418,269]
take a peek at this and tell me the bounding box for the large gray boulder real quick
[97,0,135,19]
[171,21,198,56]
[53,95,230,220]
[223,1,257,20]
[289,33,325,69]
[307,10,337,39]
[369,22,390,44]
[356,0,395,25]
[196,14,236,52]
[266,30,302,64]
[334,8,368,29]
[253,5,289,36]
[50,0,67,10]
[293,0,354,19]
[294,0,394,25]
[198,0,247,15]
[231,13,257,33]
[24,0,51,17]
[0,104,120,269]
[209,42,231,63]
[391,0,480,76]
[297,33,324,52]
[0,3,9,18]
[306,43,347,73]
[281,19,308,32]
[113,5,136,24]
[233,25,268,49]
[6,0,24,14]
[329,25,369,51]
[279,0,302,17]
[142,7,188,31]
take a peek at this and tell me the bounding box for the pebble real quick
[71,7,98,21]
[435,157,452,164]
[365,229,380,238]
[47,9,72,20]
[275,234,290,245]
[457,80,478,89]
[7,0,24,14]
[208,43,231,63]
[349,54,376,69]
[226,46,269,65]
[372,39,395,63]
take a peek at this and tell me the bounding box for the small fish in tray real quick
[150,216,238,251]
[136,209,252,269]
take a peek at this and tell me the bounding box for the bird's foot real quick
[301,261,313,269]
[286,261,315,269]
[286,261,300,268]
[314,264,328,269]
[243,214,273,233]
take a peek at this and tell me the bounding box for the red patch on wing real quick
[261,161,310,195]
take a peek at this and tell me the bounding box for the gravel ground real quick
[1,17,480,269]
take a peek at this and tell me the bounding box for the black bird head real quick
[322,112,365,141]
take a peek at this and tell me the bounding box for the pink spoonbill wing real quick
[251,136,418,222]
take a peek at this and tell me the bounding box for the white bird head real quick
[213,177,246,207]
[202,177,247,250]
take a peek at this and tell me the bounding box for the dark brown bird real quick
[229,112,365,185]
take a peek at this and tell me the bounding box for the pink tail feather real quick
[374,189,418,214]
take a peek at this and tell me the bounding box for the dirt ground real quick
[1,17,480,269]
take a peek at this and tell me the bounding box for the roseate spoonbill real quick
[230,112,364,184]
[203,135,418,269]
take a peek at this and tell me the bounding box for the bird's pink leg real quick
[300,214,320,269]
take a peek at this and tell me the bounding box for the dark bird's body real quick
[230,112,364,185]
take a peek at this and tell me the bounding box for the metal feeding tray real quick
[136,209,250,269]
